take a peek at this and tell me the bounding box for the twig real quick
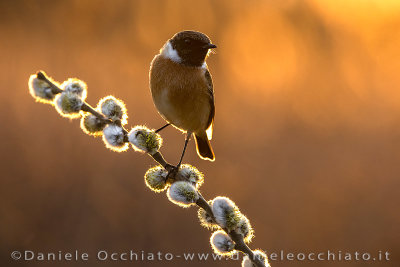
[34,71,267,267]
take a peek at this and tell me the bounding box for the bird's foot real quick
[165,163,181,181]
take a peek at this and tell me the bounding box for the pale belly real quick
[152,87,210,133]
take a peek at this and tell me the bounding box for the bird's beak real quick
[203,43,217,49]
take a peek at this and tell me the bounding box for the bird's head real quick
[163,31,216,67]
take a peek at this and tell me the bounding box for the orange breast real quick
[149,55,212,133]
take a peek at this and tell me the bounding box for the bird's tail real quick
[194,133,215,161]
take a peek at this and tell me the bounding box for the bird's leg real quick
[166,132,192,180]
[177,132,191,167]
[155,123,171,133]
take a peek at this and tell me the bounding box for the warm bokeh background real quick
[1,0,399,266]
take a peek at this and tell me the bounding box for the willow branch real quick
[34,71,267,267]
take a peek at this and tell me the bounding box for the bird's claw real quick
[165,163,181,181]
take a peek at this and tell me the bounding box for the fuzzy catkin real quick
[145,166,169,192]
[167,181,199,207]
[128,126,162,155]
[28,74,56,104]
[98,96,128,124]
[210,230,235,255]
[102,124,129,152]
[241,250,270,267]
[212,197,242,231]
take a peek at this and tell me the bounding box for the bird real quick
[149,30,216,169]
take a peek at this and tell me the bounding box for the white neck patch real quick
[161,41,181,63]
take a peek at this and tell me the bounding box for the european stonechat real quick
[150,30,216,166]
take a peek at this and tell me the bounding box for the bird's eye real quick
[184,38,191,44]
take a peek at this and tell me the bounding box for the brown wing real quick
[204,69,215,130]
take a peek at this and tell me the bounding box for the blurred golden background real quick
[0,0,399,266]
